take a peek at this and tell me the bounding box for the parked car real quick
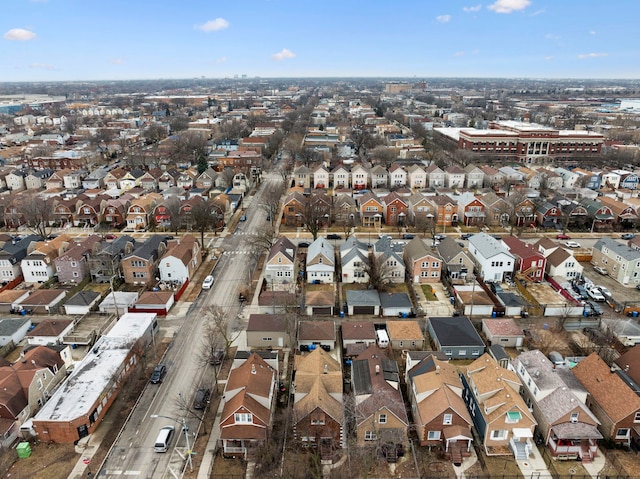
[202,275,215,290]
[239,215,247,222]
[587,301,605,316]
[298,241,310,248]
[209,349,224,365]
[491,235,502,240]
[565,241,581,248]
[460,233,473,240]
[105,233,117,240]
[193,387,211,409]
[402,233,415,240]
[587,287,606,302]
[622,233,636,240]
[327,233,342,240]
[597,285,612,299]
[593,266,608,275]
[489,282,503,294]
[150,364,167,384]
[556,233,571,240]
[434,234,446,240]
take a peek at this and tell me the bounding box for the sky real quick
[2,0,639,82]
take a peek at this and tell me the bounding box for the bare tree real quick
[164,196,183,234]
[261,182,285,226]
[202,306,241,360]
[245,225,278,255]
[190,199,215,246]
[370,145,397,169]
[303,194,331,240]
[170,131,208,166]
[19,194,55,238]
[364,255,395,292]
[221,167,236,189]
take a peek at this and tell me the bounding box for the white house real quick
[313,166,330,189]
[20,236,71,284]
[265,237,296,285]
[332,165,350,189]
[0,318,32,347]
[306,238,335,284]
[389,164,407,187]
[467,233,515,282]
[340,243,369,284]
[157,236,201,283]
[601,171,621,189]
[545,247,584,280]
[373,237,406,283]
[407,164,427,190]
[351,164,369,190]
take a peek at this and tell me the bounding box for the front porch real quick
[443,426,473,466]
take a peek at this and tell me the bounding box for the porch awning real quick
[552,422,603,440]
[512,428,533,438]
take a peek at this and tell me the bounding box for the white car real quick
[593,266,608,275]
[586,287,605,302]
[597,285,612,298]
[565,241,581,249]
[202,275,214,290]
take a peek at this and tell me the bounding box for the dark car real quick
[193,387,211,409]
[489,282,503,294]
[434,234,446,240]
[402,233,415,240]
[460,233,473,240]
[298,241,310,248]
[327,234,342,240]
[209,349,224,365]
[150,364,167,384]
[622,233,636,240]
[491,235,502,240]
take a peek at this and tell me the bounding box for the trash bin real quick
[634,311,639,318]
[492,312,497,318]
[339,311,345,318]
[16,442,31,458]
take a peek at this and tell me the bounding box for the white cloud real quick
[589,30,597,35]
[195,18,230,32]
[530,8,546,16]
[544,55,554,61]
[578,52,608,59]
[29,63,56,70]
[487,0,530,13]
[272,48,296,61]
[463,5,482,13]
[4,28,37,41]
[454,51,465,57]
[436,14,452,23]
[545,33,561,41]
[110,58,124,65]
[216,56,227,63]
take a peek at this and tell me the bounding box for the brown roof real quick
[298,320,335,341]
[27,318,72,338]
[247,314,285,332]
[616,345,640,385]
[341,321,376,341]
[135,291,173,305]
[20,289,66,306]
[386,321,424,341]
[226,353,276,400]
[0,290,29,304]
[572,353,640,423]
[482,318,523,337]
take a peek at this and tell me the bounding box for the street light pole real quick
[150,414,193,472]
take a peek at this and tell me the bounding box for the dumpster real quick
[16,442,31,458]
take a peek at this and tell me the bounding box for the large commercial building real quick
[435,120,604,165]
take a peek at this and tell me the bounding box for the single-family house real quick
[407,164,427,190]
[404,238,442,284]
[0,235,42,282]
[382,192,408,227]
[21,235,71,283]
[467,233,515,282]
[359,192,384,228]
[54,235,102,283]
[306,238,334,284]
[158,235,201,283]
[436,237,474,284]
[121,235,167,286]
[502,236,546,283]
[428,316,485,359]
[264,237,296,285]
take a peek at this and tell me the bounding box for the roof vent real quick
[251,364,256,375]
[375,365,380,375]
[323,364,328,374]
[436,365,441,374]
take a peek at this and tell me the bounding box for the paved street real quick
[97,172,283,478]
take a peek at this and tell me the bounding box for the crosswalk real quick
[222,250,253,255]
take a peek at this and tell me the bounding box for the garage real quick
[312,306,333,315]
[352,306,375,315]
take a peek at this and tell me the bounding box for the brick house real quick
[404,238,442,284]
[359,192,384,228]
[382,192,408,227]
[54,235,102,283]
[121,235,167,285]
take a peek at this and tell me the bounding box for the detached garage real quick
[346,290,380,316]
[304,290,335,316]
[379,292,413,317]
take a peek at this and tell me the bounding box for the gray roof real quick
[341,248,369,268]
[436,237,465,263]
[489,344,510,362]
[98,235,135,256]
[594,237,640,261]
[378,292,412,309]
[307,237,334,264]
[352,357,399,395]
[429,316,485,347]
[0,318,30,336]
[497,292,524,307]
[0,235,43,264]
[346,290,381,307]
[340,236,368,256]
[124,234,166,261]
[468,232,514,260]
[65,290,100,307]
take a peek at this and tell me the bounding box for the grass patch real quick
[482,454,524,477]
[342,283,368,292]
[421,284,438,301]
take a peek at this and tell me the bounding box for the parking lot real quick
[581,262,640,307]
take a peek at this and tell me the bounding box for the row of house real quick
[0,233,201,287]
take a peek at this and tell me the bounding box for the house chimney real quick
[323,364,328,374]
[626,365,630,372]
[251,364,256,375]
[31,360,36,367]
[20,352,26,363]
[375,365,380,375]
[436,365,441,374]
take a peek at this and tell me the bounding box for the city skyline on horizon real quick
[3,0,640,83]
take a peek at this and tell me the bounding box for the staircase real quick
[581,447,593,464]
[450,446,463,465]
[511,440,528,460]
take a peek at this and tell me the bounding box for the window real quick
[491,429,507,440]
[132,272,146,278]
[443,414,453,425]
[616,428,630,438]
[427,431,441,440]
[378,413,387,424]
[458,350,466,356]
[131,260,145,268]
[234,413,252,424]
[635,412,640,423]
[570,412,579,423]
[365,431,377,441]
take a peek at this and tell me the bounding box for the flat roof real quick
[34,313,155,423]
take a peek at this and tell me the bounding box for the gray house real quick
[0,318,31,347]
[246,314,290,349]
[428,316,486,359]
[345,290,381,316]
[436,237,474,284]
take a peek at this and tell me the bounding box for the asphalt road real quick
[97,172,283,478]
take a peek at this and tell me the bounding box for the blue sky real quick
[2,0,639,82]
